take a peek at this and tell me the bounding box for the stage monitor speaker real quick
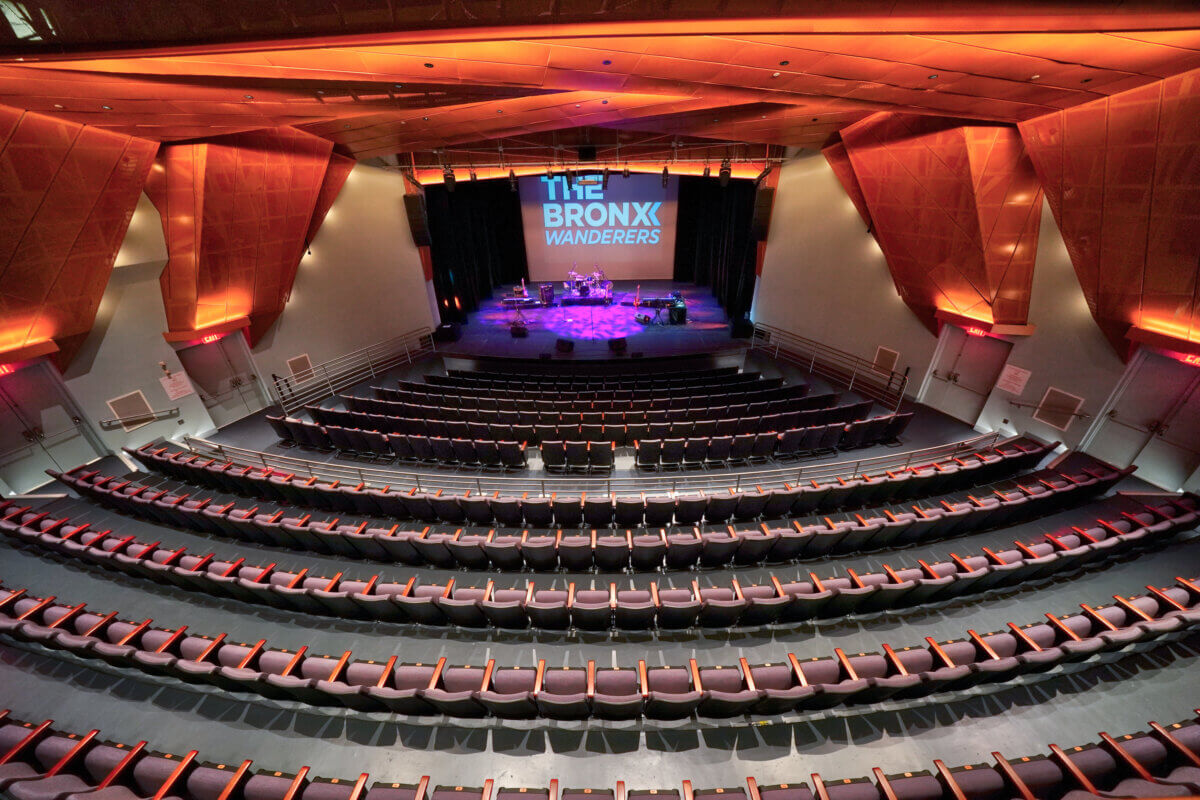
[751,186,775,241]
[578,145,596,162]
[510,323,528,338]
[403,194,432,247]
[668,305,687,325]
[608,337,627,353]
[731,319,755,338]
[555,338,574,354]
[433,322,461,343]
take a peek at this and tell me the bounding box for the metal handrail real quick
[271,327,435,414]
[98,407,179,429]
[180,431,1002,496]
[749,323,909,412]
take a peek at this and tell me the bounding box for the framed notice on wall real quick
[996,364,1031,395]
[160,372,195,401]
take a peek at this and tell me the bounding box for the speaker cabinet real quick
[433,322,461,343]
[731,319,755,338]
[403,194,432,247]
[608,337,627,353]
[556,338,574,353]
[751,186,775,241]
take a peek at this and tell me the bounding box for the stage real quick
[440,280,744,359]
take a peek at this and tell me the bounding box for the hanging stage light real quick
[719,158,732,187]
[703,164,711,178]
[509,169,518,192]
[443,165,456,191]
[661,166,669,187]
[566,169,575,190]
[469,168,477,182]
[601,168,610,189]
[622,164,630,179]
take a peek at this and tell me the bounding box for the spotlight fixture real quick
[509,169,518,192]
[443,165,456,192]
[566,169,575,190]
[601,168,610,189]
[661,166,669,188]
[622,165,630,179]
[703,164,711,178]
[469,168,477,182]
[546,165,554,179]
[718,158,731,187]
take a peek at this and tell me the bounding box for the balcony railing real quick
[270,327,435,414]
[749,323,908,411]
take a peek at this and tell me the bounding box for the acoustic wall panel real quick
[830,114,1042,333]
[0,104,157,367]
[145,127,339,345]
[1020,67,1200,354]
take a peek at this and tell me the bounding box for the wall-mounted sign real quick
[996,363,1032,395]
[160,372,195,401]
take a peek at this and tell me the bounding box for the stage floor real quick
[442,280,743,359]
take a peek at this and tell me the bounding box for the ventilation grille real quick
[287,354,314,383]
[106,390,154,433]
[873,346,899,373]
[1033,387,1084,431]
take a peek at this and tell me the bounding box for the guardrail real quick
[98,407,179,430]
[180,431,1002,496]
[270,327,435,414]
[749,323,908,411]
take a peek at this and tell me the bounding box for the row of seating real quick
[357,388,835,424]
[339,396,862,443]
[123,437,1056,525]
[633,415,911,469]
[267,419,531,468]
[9,494,1193,629]
[53,463,1133,571]
[438,363,740,385]
[301,406,877,451]
[4,711,1194,800]
[313,405,847,449]
[394,373,774,401]
[3,577,1197,719]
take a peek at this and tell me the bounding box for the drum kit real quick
[564,263,608,297]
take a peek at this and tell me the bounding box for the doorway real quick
[174,332,270,430]
[0,361,105,493]
[1083,350,1200,490]
[921,325,1014,426]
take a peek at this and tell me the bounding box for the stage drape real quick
[425,179,529,324]
[673,176,758,321]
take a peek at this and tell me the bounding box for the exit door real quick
[1084,350,1200,490]
[0,361,104,493]
[175,333,269,430]
[922,326,1013,426]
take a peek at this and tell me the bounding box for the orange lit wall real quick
[830,114,1043,333]
[1019,67,1200,354]
[145,127,343,345]
[0,104,157,367]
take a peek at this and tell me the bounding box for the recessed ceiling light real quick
[713,117,719,122]
[422,116,429,120]
[101,105,112,110]
[772,72,780,78]
[394,84,403,89]
[344,123,351,129]
[316,90,325,95]
[601,99,608,104]
[1030,74,1041,80]
[602,59,612,66]
[761,115,767,119]
[423,63,434,69]
[575,103,581,107]
[1081,77,1093,83]
[928,74,938,79]
[811,117,818,122]
[244,94,254,99]
[497,109,503,113]
[53,103,63,109]
[779,60,789,66]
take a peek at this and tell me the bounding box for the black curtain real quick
[425,179,528,324]
[673,175,759,321]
